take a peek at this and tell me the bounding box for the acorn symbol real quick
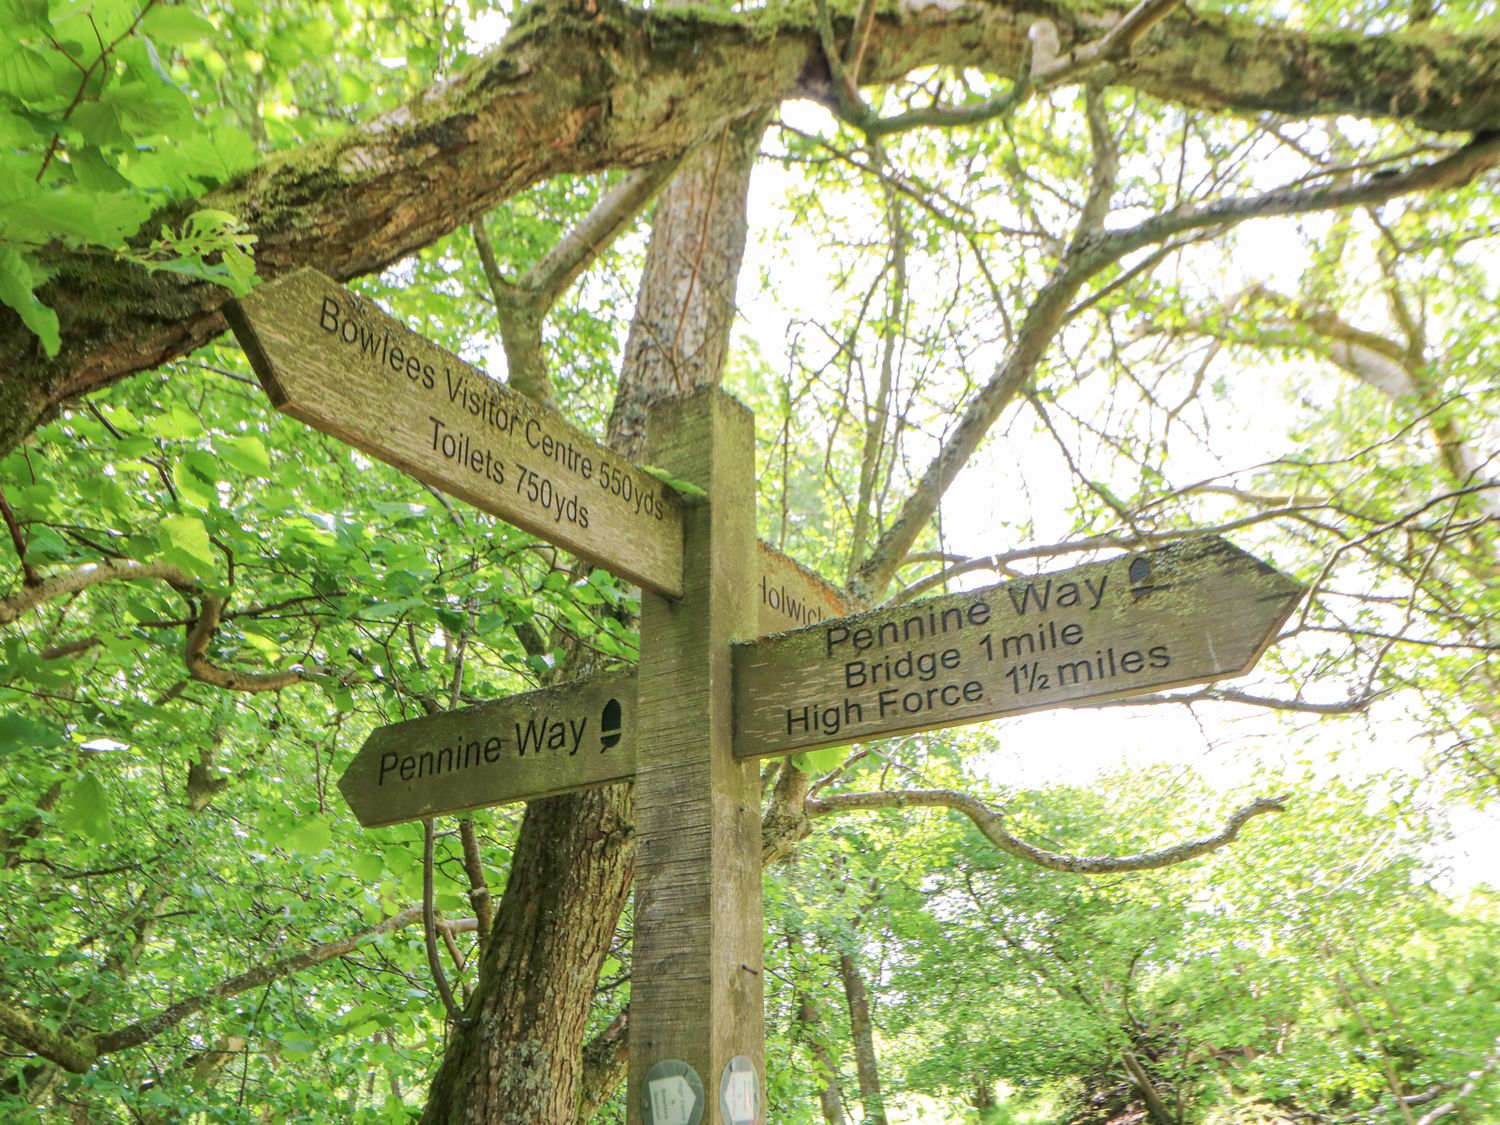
[600,699,623,752]
[1129,555,1154,601]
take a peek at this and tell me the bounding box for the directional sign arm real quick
[339,672,637,828]
[733,536,1306,760]
[225,269,685,596]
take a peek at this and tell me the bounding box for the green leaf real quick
[110,79,194,132]
[148,404,204,439]
[157,513,216,572]
[0,246,59,355]
[24,525,74,563]
[0,42,72,107]
[0,0,49,31]
[639,464,707,498]
[286,816,332,856]
[0,714,68,757]
[215,434,270,476]
[67,145,131,191]
[790,744,850,774]
[1,186,150,246]
[60,773,115,843]
[72,99,132,148]
[140,5,216,46]
[279,1036,317,1060]
[172,457,216,509]
[350,851,384,881]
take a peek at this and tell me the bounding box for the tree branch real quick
[183,594,312,693]
[806,789,1287,873]
[0,485,40,587]
[476,158,682,406]
[1415,1037,1500,1125]
[92,907,425,1058]
[851,134,1500,601]
[7,0,1500,452]
[527,160,683,310]
[1075,82,1120,240]
[0,1002,98,1075]
[1084,686,1380,714]
[0,907,426,1072]
[893,505,1326,600]
[1030,0,1184,87]
[0,559,197,627]
[576,1012,630,1125]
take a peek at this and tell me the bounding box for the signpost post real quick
[628,389,765,1125]
[228,273,1305,1125]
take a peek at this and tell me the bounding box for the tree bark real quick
[840,953,889,1125]
[418,789,635,1123]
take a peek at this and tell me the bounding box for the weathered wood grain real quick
[225,268,684,596]
[338,672,636,828]
[629,388,764,1125]
[733,536,1305,759]
[755,542,851,635]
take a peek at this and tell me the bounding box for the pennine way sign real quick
[733,536,1306,759]
[225,269,685,597]
[340,672,636,828]
[340,561,851,828]
[341,536,1301,827]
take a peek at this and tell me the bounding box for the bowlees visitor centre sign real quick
[225,268,684,595]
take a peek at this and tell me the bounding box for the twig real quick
[0,485,40,586]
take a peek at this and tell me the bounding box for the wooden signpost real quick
[228,272,1305,1125]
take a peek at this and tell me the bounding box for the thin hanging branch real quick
[423,820,467,1024]
[806,789,1287,873]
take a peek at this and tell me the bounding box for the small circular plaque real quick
[642,1059,705,1125]
[719,1056,762,1125]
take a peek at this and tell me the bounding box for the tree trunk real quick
[609,115,766,445]
[789,932,848,1125]
[799,990,849,1125]
[417,114,766,1123]
[972,1078,996,1111]
[1120,1050,1177,1125]
[419,789,635,1123]
[840,953,888,1125]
